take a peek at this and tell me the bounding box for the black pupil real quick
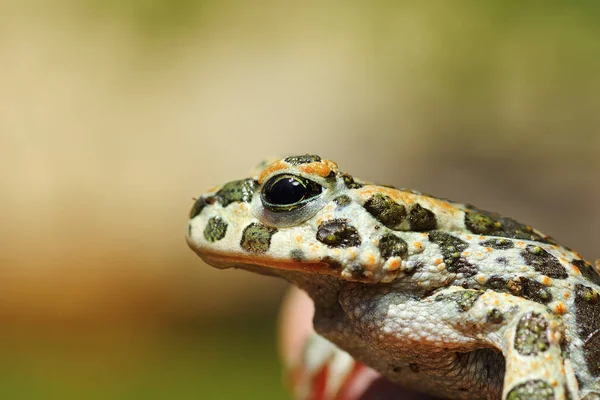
[265,177,306,205]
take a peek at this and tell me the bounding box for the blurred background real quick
[1,1,599,398]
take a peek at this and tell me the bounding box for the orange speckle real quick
[439,201,459,213]
[358,187,375,198]
[299,161,336,178]
[413,242,423,251]
[466,235,473,240]
[493,299,500,306]
[541,276,552,286]
[571,265,581,275]
[560,257,567,263]
[554,302,567,315]
[366,254,376,265]
[477,276,486,284]
[543,370,551,379]
[515,241,525,248]
[433,258,442,265]
[258,160,288,184]
[463,251,472,257]
[479,236,486,240]
[484,247,492,253]
[234,205,246,216]
[388,259,401,271]
[564,292,571,299]
[359,186,417,206]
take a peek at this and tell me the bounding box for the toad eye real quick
[261,174,323,212]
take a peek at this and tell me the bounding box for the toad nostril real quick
[205,196,217,205]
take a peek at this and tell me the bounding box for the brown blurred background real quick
[1,1,599,398]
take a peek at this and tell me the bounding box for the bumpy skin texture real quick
[186,155,600,400]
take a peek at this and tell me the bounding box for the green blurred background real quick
[1,1,599,399]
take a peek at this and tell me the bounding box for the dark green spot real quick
[486,276,552,305]
[514,312,550,356]
[487,308,504,324]
[485,276,513,292]
[465,210,499,234]
[341,173,364,189]
[464,206,556,244]
[519,277,553,304]
[574,284,600,376]
[333,195,352,208]
[435,289,482,312]
[522,245,568,279]
[240,223,278,253]
[284,154,322,165]
[506,380,554,400]
[583,331,600,378]
[216,179,258,207]
[203,216,228,242]
[290,249,304,262]
[572,259,600,286]
[378,234,408,260]
[428,231,477,276]
[316,219,361,248]
[481,238,515,250]
[364,194,406,230]
[407,204,437,231]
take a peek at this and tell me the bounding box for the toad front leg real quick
[333,285,578,400]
